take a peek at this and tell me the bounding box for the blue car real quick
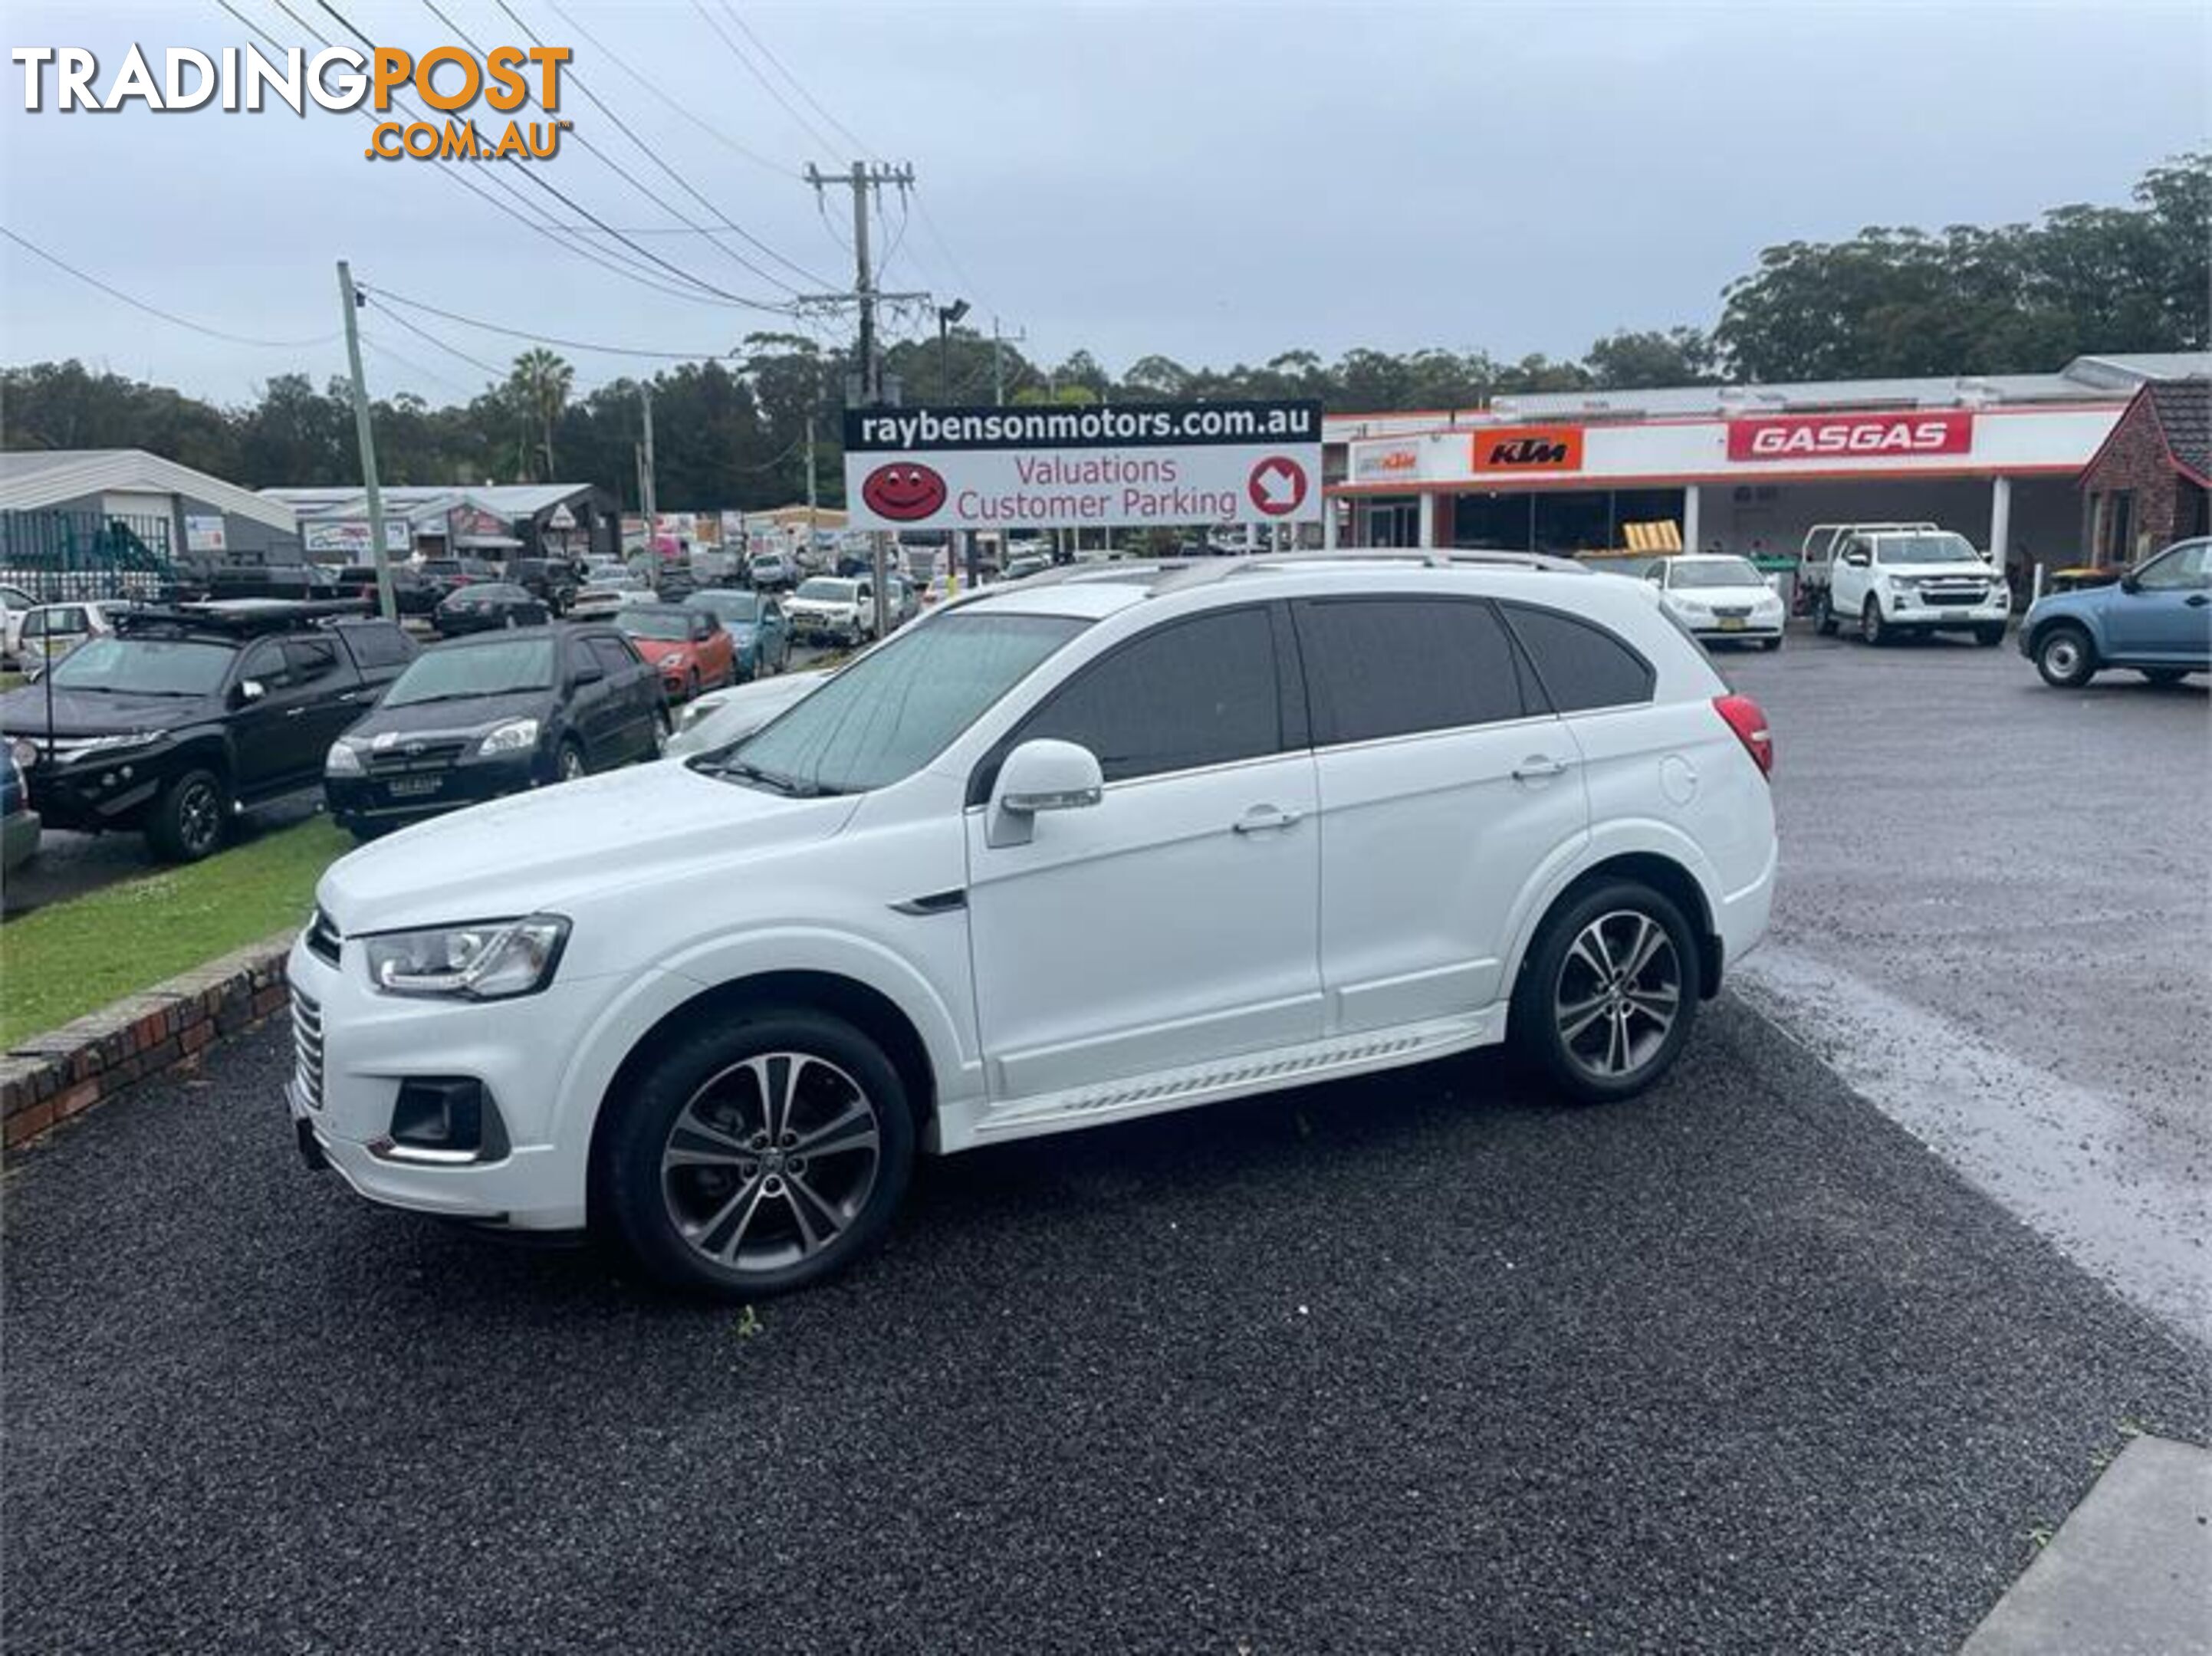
[683,588,790,682]
[2020,537,2210,688]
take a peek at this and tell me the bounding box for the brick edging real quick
[1,928,296,1157]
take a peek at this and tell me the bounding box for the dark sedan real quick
[323,626,667,839]
[431,582,550,638]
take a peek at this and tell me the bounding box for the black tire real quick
[1859,598,1890,646]
[1813,590,1838,636]
[146,767,228,863]
[1760,636,1783,652]
[2035,624,2098,688]
[346,821,392,845]
[1974,625,2007,648]
[556,739,588,782]
[1510,879,1702,1106]
[603,1007,916,1298]
[2141,668,2191,685]
[685,669,701,702]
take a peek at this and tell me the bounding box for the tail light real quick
[1713,693,1773,779]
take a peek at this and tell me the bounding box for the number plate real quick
[1718,617,1746,631]
[386,777,442,797]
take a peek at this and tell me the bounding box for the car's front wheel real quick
[1860,599,1890,646]
[1511,880,1701,1105]
[1975,624,2007,647]
[147,767,229,863]
[1813,590,1838,636]
[604,1008,916,1297]
[2035,625,2098,688]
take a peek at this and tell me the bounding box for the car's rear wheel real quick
[2035,625,2098,688]
[1512,880,1701,1105]
[2141,668,2191,685]
[146,767,228,863]
[605,1008,915,1297]
[1813,590,1838,636]
[1859,599,1890,646]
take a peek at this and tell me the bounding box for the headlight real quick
[61,731,159,761]
[9,737,36,770]
[363,915,570,999]
[657,651,685,669]
[325,740,364,776]
[476,718,540,756]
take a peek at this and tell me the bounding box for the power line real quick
[218,0,741,308]
[368,301,506,377]
[0,223,336,348]
[544,0,792,179]
[491,0,833,291]
[359,330,482,400]
[692,0,840,155]
[365,286,747,362]
[404,0,802,306]
[722,5,873,157]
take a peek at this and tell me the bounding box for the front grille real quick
[306,909,341,967]
[1921,587,1986,607]
[363,738,468,775]
[291,987,324,1111]
[1711,605,1753,619]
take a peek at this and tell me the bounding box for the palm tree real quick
[505,349,574,481]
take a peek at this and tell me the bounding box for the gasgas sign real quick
[1727,411,1974,462]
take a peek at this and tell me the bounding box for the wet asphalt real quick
[1717,629,2210,1340]
[6,1001,2207,1652]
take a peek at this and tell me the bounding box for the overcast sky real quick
[2,2,2205,406]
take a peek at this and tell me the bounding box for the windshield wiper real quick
[708,757,843,797]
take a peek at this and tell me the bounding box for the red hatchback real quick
[618,605,735,701]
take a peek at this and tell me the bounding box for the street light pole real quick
[936,298,970,589]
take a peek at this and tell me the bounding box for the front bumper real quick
[284,933,606,1228]
[1884,593,2010,629]
[1684,617,1785,642]
[18,757,165,832]
[325,749,541,825]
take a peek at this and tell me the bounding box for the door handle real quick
[1511,755,1573,781]
[284,706,307,718]
[1231,805,1303,835]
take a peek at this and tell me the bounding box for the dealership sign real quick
[842,400,1323,531]
[1350,441,1422,484]
[1471,425,1584,472]
[1727,411,1974,463]
[303,518,409,555]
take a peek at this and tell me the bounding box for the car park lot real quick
[4,617,2207,1651]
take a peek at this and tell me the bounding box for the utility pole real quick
[804,416,819,544]
[804,162,923,641]
[639,384,658,572]
[991,316,1027,406]
[335,261,396,621]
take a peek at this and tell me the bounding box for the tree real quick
[1586,327,1718,389]
[504,348,574,481]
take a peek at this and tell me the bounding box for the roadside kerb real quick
[0,928,295,1157]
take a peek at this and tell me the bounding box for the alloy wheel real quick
[659,1052,883,1274]
[1553,910,1681,1080]
[2043,635,2084,681]
[178,779,222,856]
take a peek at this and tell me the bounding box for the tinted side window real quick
[1009,606,1282,784]
[588,636,640,678]
[236,637,290,688]
[1293,598,1527,744]
[284,638,341,684]
[1500,604,1655,712]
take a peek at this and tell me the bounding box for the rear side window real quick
[1007,606,1283,784]
[338,623,412,669]
[1293,597,1527,744]
[1500,603,1655,712]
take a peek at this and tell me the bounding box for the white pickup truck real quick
[1803,524,2010,646]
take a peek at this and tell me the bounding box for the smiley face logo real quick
[862,462,947,522]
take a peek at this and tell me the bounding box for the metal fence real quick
[0,509,176,602]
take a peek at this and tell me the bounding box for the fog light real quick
[380,1077,510,1162]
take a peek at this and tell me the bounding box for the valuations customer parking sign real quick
[843,401,1323,531]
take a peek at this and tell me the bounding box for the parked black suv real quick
[324,623,666,839]
[508,557,583,615]
[336,564,443,616]
[0,603,417,861]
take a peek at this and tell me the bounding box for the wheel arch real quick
[1507,846,1724,1014]
[586,967,943,1224]
[2025,610,2100,662]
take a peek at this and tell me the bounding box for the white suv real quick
[288,554,1778,1296]
[1813,528,2010,646]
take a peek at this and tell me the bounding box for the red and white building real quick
[1323,352,2211,583]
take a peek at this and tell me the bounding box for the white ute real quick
[288,553,1779,1298]
[1809,527,2010,646]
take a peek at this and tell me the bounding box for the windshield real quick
[692,592,758,623]
[797,578,856,602]
[1875,534,1979,565]
[620,610,694,642]
[1671,557,1765,589]
[46,636,232,695]
[384,637,555,705]
[715,611,1086,795]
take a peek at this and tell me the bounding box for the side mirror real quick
[988,738,1103,848]
[234,678,267,705]
[2118,571,2141,593]
[1842,550,1870,568]
[573,662,604,685]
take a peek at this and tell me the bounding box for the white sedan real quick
[665,668,833,757]
[1645,555,1786,649]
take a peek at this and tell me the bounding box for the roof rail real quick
[1147,547,1588,593]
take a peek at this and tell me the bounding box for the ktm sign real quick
[1471,426,1583,472]
[1728,411,1974,462]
